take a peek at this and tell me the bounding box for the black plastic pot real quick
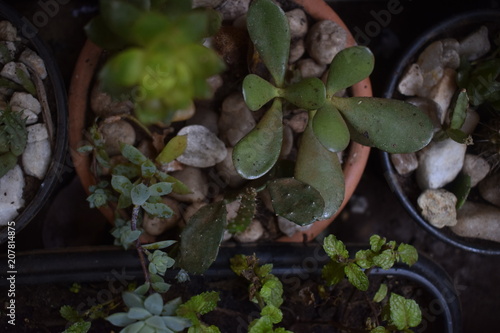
[0,1,68,244]
[381,10,500,255]
[0,243,461,332]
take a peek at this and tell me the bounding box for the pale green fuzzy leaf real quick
[144,293,164,316]
[162,297,183,316]
[111,175,133,194]
[144,315,167,330]
[142,202,173,218]
[121,143,148,165]
[127,307,151,320]
[389,293,422,329]
[149,182,173,197]
[141,159,157,178]
[131,183,150,206]
[122,291,144,309]
[106,312,136,327]
[142,240,177,250]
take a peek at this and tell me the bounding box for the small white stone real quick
[0,165,25,225]
[417,188,457,228]
[217,0,251,21]
[416,138,467,189]
[215,147,246,188]
[90,83,133,117]
[10,91,42,114]
[390,153,418,175]
[19,48,47,80]
[398,63,423,96]
[1,62,30,85]
[192,0,223,8]
[22,139,51,179]
[459,26,491,61]
[441,38,460,69]
[306,20,347,65]
[0,21,19,42]
[297,58,327,78]
[26,123,49,143]
[177,125,227,168]
[286,110,308,133]
[451,201,500,242]
[478,172,500,207]
[429,67,457,122]
[286,8,308,39]
[218,92,256,147]
[289,38,305,64]
[99,119,136,156]
[462,154,490,187]
[169,166,208,203]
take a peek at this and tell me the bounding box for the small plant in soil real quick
[321,235,422,332]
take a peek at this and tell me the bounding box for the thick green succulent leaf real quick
[99,48,144,90]
[142,202,173,218]
[247,0,290,87]
[242,74,279,111]
[178,201,226,274]
[84,15,128,50]
[326,46,374,96]
[296,113,345,220]
[312,102,350,152]
[233,99,283,179]
[267,178,324,225]
[449,89,469,130]
[0,152,17,178]
[148,182,172,197]
[282,77,326,110]
[332,97,433,153]
[99,0,143,40]
[121,143,148,165]
[155,135,187,164]
[131,183,150,206]
[449,172,471,209]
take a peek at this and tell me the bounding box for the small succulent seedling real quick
[321,234,422,332]
[233,0,433,226]
[230,254,292,333]
[85,0,225,125]
[0,106,27,177]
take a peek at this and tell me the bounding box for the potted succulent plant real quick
[0,1,67,244]
[68,0,433,276]
[381,10,500,255]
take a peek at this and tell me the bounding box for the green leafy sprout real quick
[231,0,434,227]
[85,0,226,125]
[322,234,422,332]
[230,254,292,333]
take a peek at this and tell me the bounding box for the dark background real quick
[2,0,500,332]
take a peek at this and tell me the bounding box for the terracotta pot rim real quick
[68,0,371,243]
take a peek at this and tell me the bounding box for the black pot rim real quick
[0,242,462,333]
[0,1,68,244]
[381,9,500,255]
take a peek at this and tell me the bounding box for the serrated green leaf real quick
[397,244,418,266]
[229,254,250,276]
[370,235,386,252]
[389,293,422,329]
[326,46,374,96]
[62,321,92,333]
[344,262,369,291]
[355,249,374,269]
[131,183,151,205]
[256,263,273,279]
[261,305,282,324]
[373,249,396,270]
[333,96,433,153]
[323,234,349,260]
[121,143,148,165]
[373,284,388,303]
[247,0,290,87]
[177,291,220,323]
[260,277,283,308]
[60,305,82,323]
[156,135,188,164]
[0,152,19,178]
[248,316,273,333]
[321,261,346,286]
[242,74,279,111]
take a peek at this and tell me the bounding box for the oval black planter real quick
[381,10,500,255]
[0,243,462,332]
[0,1,68,244]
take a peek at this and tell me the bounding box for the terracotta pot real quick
[68,0,371,242]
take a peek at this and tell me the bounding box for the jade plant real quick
[231,0,434,226]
